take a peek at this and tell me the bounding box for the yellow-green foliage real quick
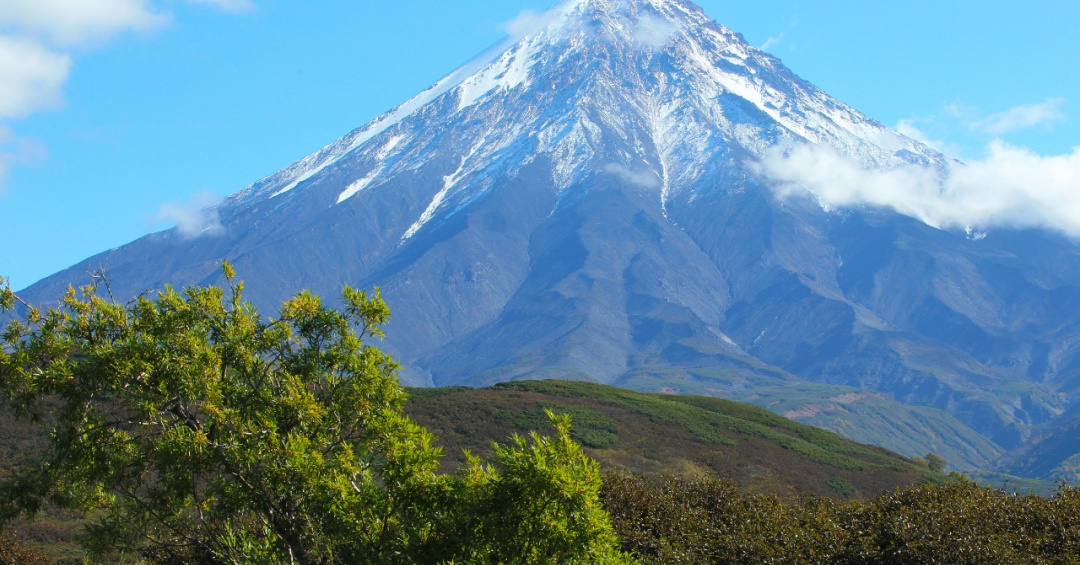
[416,413,635,564]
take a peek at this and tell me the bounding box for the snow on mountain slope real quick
[234,0,941,223]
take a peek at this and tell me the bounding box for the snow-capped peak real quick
[235,0,941,230]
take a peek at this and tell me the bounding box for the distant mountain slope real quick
[727,384,1002,471]
[999,402,1080,481]
[14,0,1080,477]
[613,371,1002,471]
[405,380,946,497]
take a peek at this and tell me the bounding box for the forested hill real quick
[405,380,950,498]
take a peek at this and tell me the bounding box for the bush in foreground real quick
[0,534,49,565]
[602,473,1080,565]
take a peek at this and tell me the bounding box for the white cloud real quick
[602,163,662,189]
[0,0,177,125]
[185,0,256,14]
[894,119,933,145]
[932,100,1066,138]
[756,141,1080,238]
[972,99,1066,136]
[0,0,166,189]
[503,10,561,41]
[0,0,167,47]
[150,190,226,239]
[0,0,255,195]
[895,99,1070,162]
[0,36,71,119]
[760,34,783,51]
[502,2,680,50]
[894,118,967,158]
[633,14,680,50]
[0,125,45,192]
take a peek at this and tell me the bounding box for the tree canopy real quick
[0,267,634,565]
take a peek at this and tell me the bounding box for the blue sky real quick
[1,0,1078,290]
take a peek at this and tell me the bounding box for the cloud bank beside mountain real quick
[758,140,1080,238]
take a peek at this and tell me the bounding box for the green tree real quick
[925,452,947,473]
[0,268,634,565]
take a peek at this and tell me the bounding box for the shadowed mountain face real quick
[17,0,1080,473]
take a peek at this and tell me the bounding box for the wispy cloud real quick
[185,0,257,15]
[602,163,661,189]
[504,1,682,50]
[0,0,161,120]
[503,9,563,41]
[894,119,966,158]
[894,119,934,145]
[901,100,1068,157]
[0,0,165,197]
[150,190,226,239]
[756,141,1080,238]
[971,98,1065,136]
[0,125,46,193]
[0,0,168,48]
[633,13,680,50]
[760,33,784,51]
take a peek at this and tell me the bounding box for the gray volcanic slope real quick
[17,0,1080,474]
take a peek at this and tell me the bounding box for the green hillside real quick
[727,384,1004,471]
[612,369,1003,472]
[405,380,948,498]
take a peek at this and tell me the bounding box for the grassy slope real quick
[613,367,1004,472]
[405,380,948,498]
[726,384,1004,471]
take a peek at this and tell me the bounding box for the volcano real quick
[20,0,1080,475]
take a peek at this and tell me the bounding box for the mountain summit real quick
[242,0,938,211]
[21,0,1080,476]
